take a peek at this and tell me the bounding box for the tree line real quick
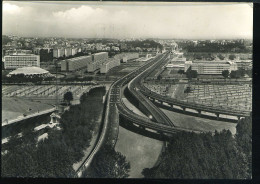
[142,116,252,179]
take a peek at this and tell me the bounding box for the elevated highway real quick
[110,52,202,134]
[133,54,251,119]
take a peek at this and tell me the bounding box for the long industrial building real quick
[4,54,40,69]
[114,53,139,63]
[61,55,92,71]
[100,58,120,73]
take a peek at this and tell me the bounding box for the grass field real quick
[2,97,53,121]
[161,108,237,134]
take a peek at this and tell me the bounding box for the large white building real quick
[4,54,40,69]
[71,48,78,56]
[100,58,120,74]
[53,48,65,58]
[92,52,109,62]
[189,60,238,75]
[7,66,53,78]
[61,56,92,72]
[65,48,72,57]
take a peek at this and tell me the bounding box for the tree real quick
[222,70,230,78]
[178,70,185,74]
[63,91,73,105]
[84,146,130,178]
[217,54,225,60]
[186,70,198,80]
[229,54,236,60]
[230,71,238,78]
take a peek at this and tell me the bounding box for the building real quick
[7,66,53,78]
[100,58,120,73]
[189,60,237,75]
[65,48,72,57]
[4,54,40,69]
[234,60,252,70]
[166,63,185,70]
[184,61,193,72]
[61,56,92,72]
[114,53,139,63]
[92,52,109,62]
[71,48,78,56]
[87,61,102,72]
[53,48,65,58]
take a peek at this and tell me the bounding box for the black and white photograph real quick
[1,1,252,179]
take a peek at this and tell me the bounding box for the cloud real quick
[2,2,253,39]
[3,3,22,14]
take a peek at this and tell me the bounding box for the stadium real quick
[7,66,54,78]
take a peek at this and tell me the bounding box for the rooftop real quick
[8,67,50,75]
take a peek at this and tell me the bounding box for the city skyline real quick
[3,1,252,39]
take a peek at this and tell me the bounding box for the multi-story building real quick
[71,48,78,56]
[61,55,92,72]
[100,58,120,73]
[4,54,40,69]
[65,48,72,57]
[87,61,102,72]
[188,60,237,75]
[53,48,65,58]
[92,52,109,62]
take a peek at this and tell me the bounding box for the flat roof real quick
[66,55,91,62]
[93,52,108,56]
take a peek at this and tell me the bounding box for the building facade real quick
[4,54,40,69]
[114,53,139,63]
[190,60,237,75]
[92,52,109,62]
[100,58,120,74]
[53,48,65,58]
[61,55,92,72]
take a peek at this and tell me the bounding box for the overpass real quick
[109,52,203,135]
[2,107,56,127]
[132,53,251,120]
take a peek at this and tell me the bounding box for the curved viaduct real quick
[110,52,202,135]
[132,54,250,120]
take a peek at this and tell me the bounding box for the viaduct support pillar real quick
[197,110,201,117]
[139,125,145,130]
[216,113,220,120]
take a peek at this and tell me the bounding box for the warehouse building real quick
[100,58,120,74]
[4,54,40,69]
[61,55,92,72]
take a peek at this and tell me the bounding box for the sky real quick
[2,1,253,39]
